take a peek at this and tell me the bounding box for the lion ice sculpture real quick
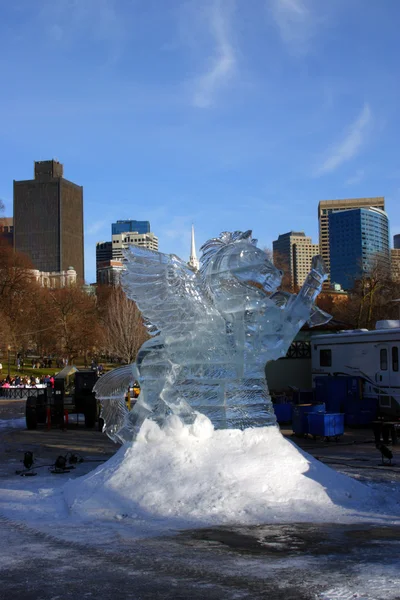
[94,231,330,443]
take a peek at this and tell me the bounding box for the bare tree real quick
[102,286,148,364]
[44,286,103,362]
[324,253,394,329]
[0,244,39,352]
[351,254,392,329]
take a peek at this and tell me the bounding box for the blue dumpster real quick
[314,377,347,412]
[314,375,376,425]
[307,412,344,438]
[273,402,292,423]
[292,403,325,436]
[292,389,315,405]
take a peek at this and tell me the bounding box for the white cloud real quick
[270,0,318,55]
[86,220,107,236]
[345,169,365,185]
[39,0,124,63]
[192,0,236,108]
[314,104,372,176]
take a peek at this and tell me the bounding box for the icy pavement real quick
[1,508,400,599]
[1,411,400,599]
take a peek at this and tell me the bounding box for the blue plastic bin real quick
[273,403,293,423]
[292,403,325,435]
[307,412,344,438]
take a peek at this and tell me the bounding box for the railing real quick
[285,341,311,359]
[0,387,49,400]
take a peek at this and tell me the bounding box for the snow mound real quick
[65,414,386,528]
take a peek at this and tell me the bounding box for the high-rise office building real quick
[273,231,319,290]
[96,241,112,264]
[96,229,158,285]
[13,160,84,281]
[394,234,400,249]
[112,220,150,235]
[318,197,385,280]
[111,231,158,260]
[329,207,390,290]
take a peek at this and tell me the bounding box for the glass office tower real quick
[329,207,390,290]
[112,220,150,235]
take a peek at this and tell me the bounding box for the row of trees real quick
[0,240,148,365]
[316,256,400,330]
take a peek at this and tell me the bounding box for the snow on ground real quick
[1,414,400,598]
[0,414,399,545]
[64,414,400,531]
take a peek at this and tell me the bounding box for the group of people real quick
[29,357,68,370]
[0,355,105,389]
[1,374,55,388]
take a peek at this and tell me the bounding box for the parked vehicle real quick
[311,320,400,419]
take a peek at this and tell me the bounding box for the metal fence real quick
[0,387,49,400]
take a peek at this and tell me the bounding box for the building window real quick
[392,347,399,372]
[380,348,388,371]
[320,349,332,367]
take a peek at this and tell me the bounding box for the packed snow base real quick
[65,414,389,527]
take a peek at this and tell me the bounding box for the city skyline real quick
[4,160,400,285]
[1,2,400,282]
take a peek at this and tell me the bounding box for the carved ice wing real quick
[307,305,332,327]
[121,245,222,336]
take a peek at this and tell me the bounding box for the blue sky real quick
[1,0,400,283]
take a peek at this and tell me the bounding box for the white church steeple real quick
[188,224,200,271]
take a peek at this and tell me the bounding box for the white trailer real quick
[311,321,400,418]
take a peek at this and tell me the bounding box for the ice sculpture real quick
[94,231,330,443]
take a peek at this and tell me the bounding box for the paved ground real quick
[1,400,400,600]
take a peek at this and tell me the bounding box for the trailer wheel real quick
[83,397,97,429]
[26,407,37,430]
[84,412,96,428]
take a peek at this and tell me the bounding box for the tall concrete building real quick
[273,231,319,290]
[318,197,385,281]
[96,241,112,265]
[111,231,158,260]
[13,160,84,281]
[96,228,158,285]
[394,234,400,249]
